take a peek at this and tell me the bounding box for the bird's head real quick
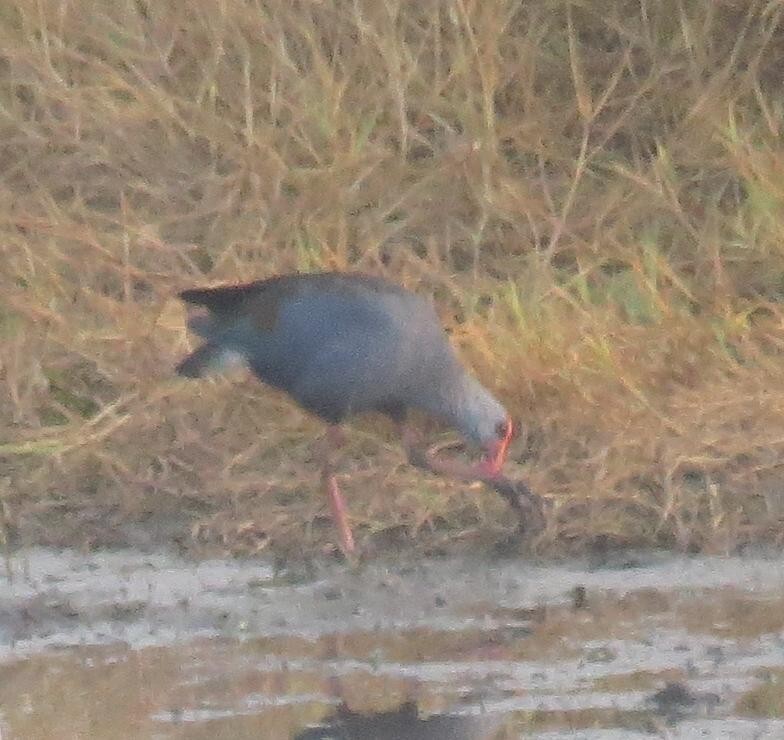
[478,416,514,478]
[460,381,514,477]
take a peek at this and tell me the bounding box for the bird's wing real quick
[180,276,299,335]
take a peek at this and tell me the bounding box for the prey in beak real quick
[403,416,515,484]
[403,417,542,535]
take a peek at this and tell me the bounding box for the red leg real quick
[323,471,355,555]
[320,425,355,555]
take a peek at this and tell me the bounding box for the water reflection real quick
[295,701,502,740]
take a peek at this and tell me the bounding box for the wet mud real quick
[2,549,784,738]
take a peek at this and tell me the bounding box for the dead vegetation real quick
[2,0,784,557]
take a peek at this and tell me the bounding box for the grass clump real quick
[2,0,784,556]
[738,670,784,718]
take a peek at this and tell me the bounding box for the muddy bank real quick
[2,549,784,737]
[3,548,784,653]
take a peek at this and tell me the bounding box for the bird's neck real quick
[419,366,490,443]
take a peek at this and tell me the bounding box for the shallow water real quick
[2,549,784,738]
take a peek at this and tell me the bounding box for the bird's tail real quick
[176,342,242,378]
[186,313,215,338]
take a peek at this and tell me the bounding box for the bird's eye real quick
[495,420,512,439]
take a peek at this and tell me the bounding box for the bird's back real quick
[179,273,461,423]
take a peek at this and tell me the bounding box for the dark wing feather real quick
[179,277,291,332]
[179,272,409,332]
[179,281,267,314]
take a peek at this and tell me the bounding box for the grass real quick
[738,669,784,718]
[2,0,784,557]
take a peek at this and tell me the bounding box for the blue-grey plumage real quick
[177,273,508,447]
[176,272,516,555]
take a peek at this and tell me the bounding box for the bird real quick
[175,271,524,556]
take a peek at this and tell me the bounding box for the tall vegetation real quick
[2,1,784,554]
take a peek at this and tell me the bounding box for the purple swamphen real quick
[176,272,533,555]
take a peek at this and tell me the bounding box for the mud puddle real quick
[2,549,784,738]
